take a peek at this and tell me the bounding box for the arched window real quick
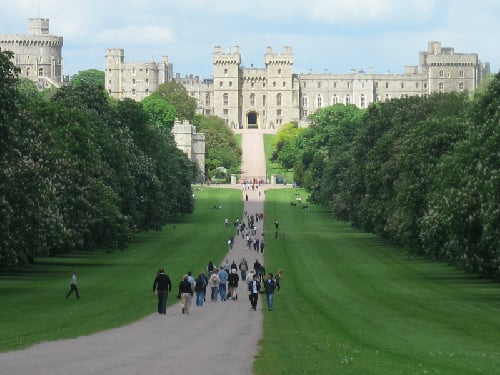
[439,70,444,78]
[38,67,44,77]
[459,70,464,78]
[458,82,464,92]
[26,67,31,76]
[332,94,338,105]
[250,93,255,107]
[302,95,308,108]
[276,93,282,107]
[223,93,229,106]
[316,94,322,108]
[438,82,444,93]
[205,93,211,106]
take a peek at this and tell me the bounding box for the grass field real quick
[255,188,500,374]
[0,187,242,352]
[263,134,294,184]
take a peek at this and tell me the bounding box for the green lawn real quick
[263,134,294,184]
[0,187,242,352]
[255,188,500,374]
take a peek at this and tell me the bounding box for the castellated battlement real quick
[212,45,241,65]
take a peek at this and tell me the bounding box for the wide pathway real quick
[0,131,269,375]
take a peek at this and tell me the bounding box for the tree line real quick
[273,73,500,280]
[0,51,198,270]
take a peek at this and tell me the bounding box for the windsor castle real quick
[1,18,491,132]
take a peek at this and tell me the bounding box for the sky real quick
[1,0,499,78]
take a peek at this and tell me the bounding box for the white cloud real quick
[95,25,175,46]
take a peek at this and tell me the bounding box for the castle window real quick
[145,89,149,95]
[386,82,389,89]
[229,81,233,88]
[277,109,282,116]
[219,81,223,87]
[447,72,451,78]
[438,82,444,93]
[250,93,255,107]
[424,83,428,89]
[223,93,229,106]
[416,82,419,88]
[303,109,308,117]
[302,95,308,108]
[38,67,44,77]
[283,81,286,87]
[345,95,351,105]
[401,82,404,89]
[458,82,464,92]
[303,82,307,88]
[251,81,255,88]
[459,70,464,78]
[278,69,282,76]
[276,93,282,107]
[26,67,31,76]
[145,79,149,86]
[224,69,228,76]
[146,69,149,75]
[132,79,136,85]
[347,82,350,89]
[375,82,378,89]
[132,89,136,96]
[332,94,338,105]
[263,95,267,106]
[206,94,211,106]
[361,82,365,89]
[360,94,366,108]
[205,109,211,116]
[132,68,136,75]
[439,70,444,78]
[318,82,321,89]
[334,82,337,88]
[273,81,277,88]
[316,94,322,108]
[223,109,229,116]
[385,94,390,101]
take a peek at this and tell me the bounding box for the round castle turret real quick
[0,18,63,88]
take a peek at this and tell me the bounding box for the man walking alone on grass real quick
[153,268,172,315]
[65,271,80,299]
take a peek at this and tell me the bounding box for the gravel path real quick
[0,130,272,375]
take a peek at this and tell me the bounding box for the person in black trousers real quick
[65,271,80,299]
[248,274,261,311]
[153,268,172,315]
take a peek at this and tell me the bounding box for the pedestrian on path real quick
[153,268,172,314]
[248,274,261,311]
[263,273,276,310]
[178,274,193,314]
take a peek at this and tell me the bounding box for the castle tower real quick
[212,46,242,129]
[264,46,299,129]
[0,18,64,88]
[105,48,125,99]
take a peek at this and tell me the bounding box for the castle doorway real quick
[247,111,258,129]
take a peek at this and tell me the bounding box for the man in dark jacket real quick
[248,274,261,311]
[263,273,276,310]
[153,268,172,315]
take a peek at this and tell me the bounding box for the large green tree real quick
[194,115,241,180]
[155,81,197,122]
[141,93,177,129]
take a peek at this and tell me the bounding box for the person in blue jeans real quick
[218,267,228,301]
[195,272,207,306]
[263,273,276,311]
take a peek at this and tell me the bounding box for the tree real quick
[141,94,177,128]
[194,115,241,180]
[70,69,105,87]
[155,81,197,121]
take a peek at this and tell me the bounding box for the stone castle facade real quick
[105,48,174,101]
[171,120,206,182]
[0,18,64,88]
[106,41,489,130]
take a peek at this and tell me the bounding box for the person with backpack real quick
[209,269,220,302]
[195,272,208,306]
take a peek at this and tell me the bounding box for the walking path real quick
[0,131,271,375]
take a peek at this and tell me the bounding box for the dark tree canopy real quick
[155,81,197,122]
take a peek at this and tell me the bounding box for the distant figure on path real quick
[65,271,80,299]
[153,268,172,314]
[178,274,193,314]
